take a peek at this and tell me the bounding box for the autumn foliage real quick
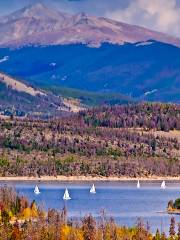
[0,103,179,178]
[0,186,180,240]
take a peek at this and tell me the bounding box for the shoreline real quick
[0,175,180,182]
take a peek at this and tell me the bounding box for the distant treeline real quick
[80,103,180,131]
[0,103,179,177]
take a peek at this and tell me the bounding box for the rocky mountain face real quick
[0,3,179,47]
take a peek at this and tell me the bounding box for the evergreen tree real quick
[155,229,161,240]
[161,232,166,240]
[169,217,176,239]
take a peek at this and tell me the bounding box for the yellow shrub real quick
[59,225,84,240]
[21,207,31,219]
[68,228,84,240]
[60,225,71,240]
[31,202,38,218]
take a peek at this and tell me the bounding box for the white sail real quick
[137,180,140,188]
[90,184,96,194]
[34,185,40,195]
[161,180,166,189]
[63,188,71,200]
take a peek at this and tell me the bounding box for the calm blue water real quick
[1,181,180,234]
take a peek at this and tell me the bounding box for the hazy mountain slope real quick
[0,41,179,103]
[0,72,86,117]
[0,3,179,47]
[0,72,46,96]
[45,86,133,106]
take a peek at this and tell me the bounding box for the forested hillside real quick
[0,103,179,177]
[0,73,85,117]
[0,41,179,103]
[0,82,67,117]
[82,103,180,131]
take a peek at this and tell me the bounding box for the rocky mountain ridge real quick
[0,3,179,47]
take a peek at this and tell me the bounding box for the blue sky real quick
[0,0,179,37]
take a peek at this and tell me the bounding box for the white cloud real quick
[106,0,180,37]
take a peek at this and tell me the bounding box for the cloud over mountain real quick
[106,0,180,38]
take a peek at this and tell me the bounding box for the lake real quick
[1,180,180,234]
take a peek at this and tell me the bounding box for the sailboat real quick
[90,184,96,194]
[161,180,166,189]
[34,185,40,195]
[137,180,140,189]
[63,188,71,200]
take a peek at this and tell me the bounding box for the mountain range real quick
[0,3,180,48]
[0,3,179,105]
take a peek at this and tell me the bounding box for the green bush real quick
[173,199,180,209]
